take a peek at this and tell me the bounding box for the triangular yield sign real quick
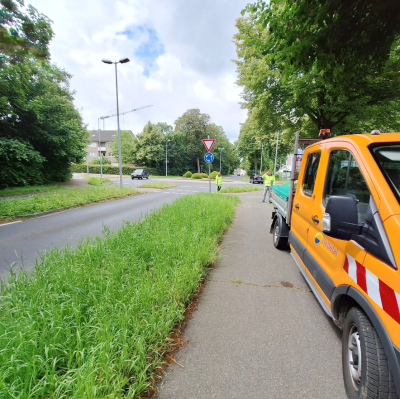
[202,139,215,152]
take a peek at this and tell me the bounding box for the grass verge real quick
[0,193,239,398]
[138,182,175,189]
[0,184,63,197]
[220,185,263,193]
[0,186,138,220]
[87,177,113,186]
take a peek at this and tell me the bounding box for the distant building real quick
[85,130,136,164]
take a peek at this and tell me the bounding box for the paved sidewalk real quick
[157,192,346,399]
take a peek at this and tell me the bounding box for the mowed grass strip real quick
[0,184,63,197]
[0,193,239,398]
[220,185,263,193]
[0,186,138,220]
[138,182,175,189]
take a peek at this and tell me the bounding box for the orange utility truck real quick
[270,130,400,398]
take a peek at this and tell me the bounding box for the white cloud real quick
[28,0,249,140]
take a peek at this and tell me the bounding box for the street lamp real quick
[101,57,130,187]
[96,119,103,178]
[257,140,263,174]
[218,147,224,172]
[165,139,171,177]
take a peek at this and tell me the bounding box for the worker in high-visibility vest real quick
[216,171,223,192]
[261,170,275,202]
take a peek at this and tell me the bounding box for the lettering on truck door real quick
[290,149,322,264]
[308,148,368,302]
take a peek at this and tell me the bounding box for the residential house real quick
[85,130,136,165]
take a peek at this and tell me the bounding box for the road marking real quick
[0,220,22,227]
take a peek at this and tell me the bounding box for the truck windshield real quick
[370,144,400,204]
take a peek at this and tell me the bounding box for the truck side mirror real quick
[322,196,363,240]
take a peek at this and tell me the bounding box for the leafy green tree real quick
[109,130,136,164]
[133,122,165,168]
[0,59,88,184]
[234,5,400,138]
[175,109,212,173]
[0,0,53,63]
[0,138,44,187]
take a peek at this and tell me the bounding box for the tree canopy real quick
[0,1,88,188]
[0,0,53,64]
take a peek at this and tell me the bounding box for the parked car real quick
[131,169,149,179]
[250,173,263,184]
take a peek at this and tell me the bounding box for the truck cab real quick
[272,132,400,398]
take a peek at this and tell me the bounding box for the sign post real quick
[203,138,215,193]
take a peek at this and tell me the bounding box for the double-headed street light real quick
[165,139,171,176]
[101,57,130,187]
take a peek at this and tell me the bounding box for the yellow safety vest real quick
[263,174,275,187]
[216,175,222,186]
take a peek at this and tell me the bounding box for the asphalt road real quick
[0,175,248,277]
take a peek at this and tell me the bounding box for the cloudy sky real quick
[28,0,250,141]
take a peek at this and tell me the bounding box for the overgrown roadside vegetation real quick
[0,186,139,220]
[220,185,263,193]
[0,193,239,398]
[139,182,175,189]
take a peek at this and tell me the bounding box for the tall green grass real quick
[138,182,175,189]
[0,186,138,219]
[0,193,239,398]
[220,185,263,193]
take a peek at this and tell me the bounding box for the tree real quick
[0,0,53,64]
[0,59,88,184]
[109,130,136,164]
[0,138,44,187]
[175,109,212,173]
[247,0,400,77]
[133,122,165,168]
[234,5,400,137]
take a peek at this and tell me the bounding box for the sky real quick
[28,0,250,142]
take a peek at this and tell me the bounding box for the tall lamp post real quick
[165,139,170,177]
[257,140,263,174]
[218,147,224,172]
[101,57,130,187]
[96,118,103,178]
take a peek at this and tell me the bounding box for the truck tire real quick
[342,307,398,399]
[272,218,288,250]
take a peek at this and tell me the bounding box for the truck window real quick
[301,151,321,196]
[324,150,370,223]
[370,144,400,205]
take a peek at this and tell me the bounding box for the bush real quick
[191,173,202,179]
[210,171,218,179]
[90,156,111,165]
[201,173,208,179]
[184,171,192,178]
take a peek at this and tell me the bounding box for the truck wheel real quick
[342,307,398,399]
[273,219,288,250]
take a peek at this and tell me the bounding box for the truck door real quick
[290,149,322,263]
[307,148,369,299]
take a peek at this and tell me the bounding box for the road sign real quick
[204,152,214,163]
[202,139,215,152]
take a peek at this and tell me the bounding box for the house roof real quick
[88,130,137,142]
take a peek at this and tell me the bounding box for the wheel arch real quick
[269,212,289,238]
[331,285,400,393]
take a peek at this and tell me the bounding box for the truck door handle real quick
[311,216,319,224]
[295,204,299,210]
